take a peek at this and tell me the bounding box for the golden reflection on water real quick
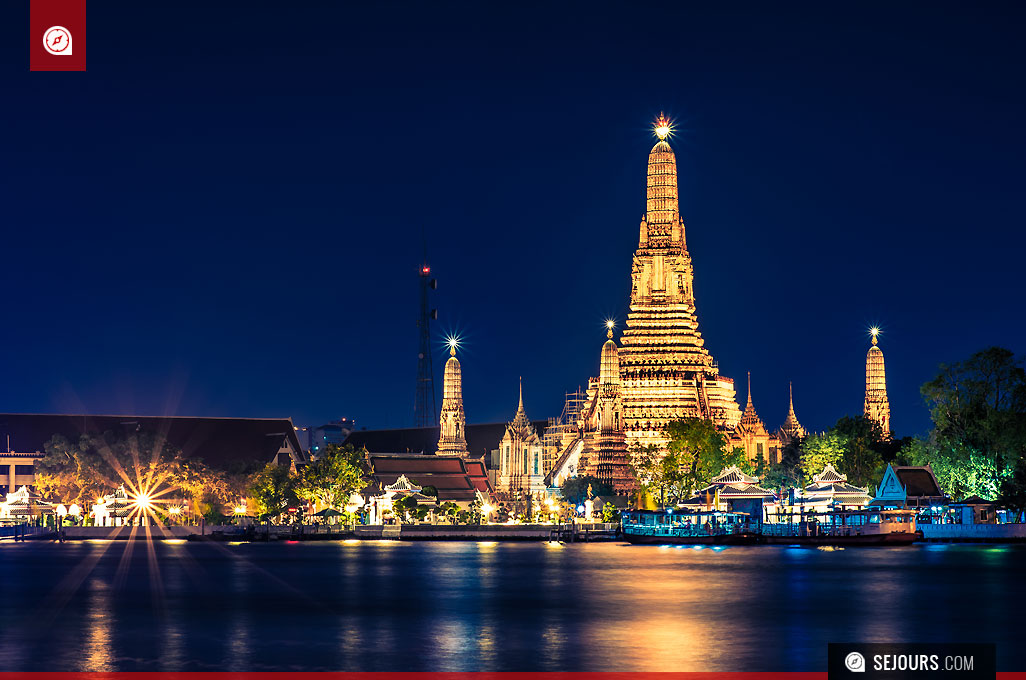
[226,557,251,671]
[83,577,113,672]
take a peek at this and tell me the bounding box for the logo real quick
[845,652,866,673]
[43,25,72,55]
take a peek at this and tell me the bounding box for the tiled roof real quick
[711,465,760,485]
[345,421,549,459]
[0,413,305,470]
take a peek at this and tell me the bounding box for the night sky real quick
[1,2,1024,439]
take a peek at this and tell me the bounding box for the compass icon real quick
[43,26,72,55]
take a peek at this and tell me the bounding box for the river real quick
[0,539,1021,671]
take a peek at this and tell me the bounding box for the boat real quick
[622,508,921,547]
[621,509,759,545]
[757,508,920,546]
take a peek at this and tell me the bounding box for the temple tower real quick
[778,382,807,445]
[619,116,741,452]
[727,372,780,466]
[497,379,546,495]
[864,329,891,436]
[436,342,469,456]
[579,322,635,494]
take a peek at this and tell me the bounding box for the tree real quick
[631,419,745,507]
[832,415,886,487]
[248,463,299,522]
[663,418,737,502]
[998,455,1026,521]
[35,431,231,519]
[799,432,846,482]
[439,501,460,524]
[297,444,367,512]
[392,495,419,523]
[601,502,620,522]
[921,347,1026,495]
[762,437,803,490]
[559,476,612,506]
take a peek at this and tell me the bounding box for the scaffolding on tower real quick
[541,387,587,474]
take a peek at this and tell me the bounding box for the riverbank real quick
[56,522,620,541]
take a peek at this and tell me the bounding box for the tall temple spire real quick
[436,338,468,456]
[780,381,807,442]
[579,322,634,494]
[864,328,891,436]
[739,371,763,429]
[619,118,741,452]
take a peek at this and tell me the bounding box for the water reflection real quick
[0,541,1023,671]
[83,577,114,672]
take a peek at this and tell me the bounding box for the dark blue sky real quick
[1,2,1023,438]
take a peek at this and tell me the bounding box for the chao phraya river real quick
[0,540,1022,671]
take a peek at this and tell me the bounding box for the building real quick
[0,413,307,495]
[870,464,948,508]
[436,343,469,457]
[362,454,493,522]
[495,380,546,496]
[864,328,891,436]
[727,373,781,466]
[303,418,356,456]
[618,118,742,452]
[686,465,776,518]
[0,485,55,520]
[798,464,871,508]
[577,323,634,494]
[777,382,807,447]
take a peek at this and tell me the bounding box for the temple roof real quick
[779,382,807,440]
[711,465,760,486]
[813,464,847,484]
[345,421,548,458]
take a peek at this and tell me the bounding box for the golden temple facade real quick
[619,122,742,451]
[436,343,469,456]
[864,330,891,436]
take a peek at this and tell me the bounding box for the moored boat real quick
[757,508,920,546]
[622,509,759,545]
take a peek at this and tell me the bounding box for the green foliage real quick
[439,501,460,524]
[914,348,1026,500]
[904,436,1004,501]
[601,502,620,522]
[559,475,612,505]
[799,432,845,482]
[998,454,1026,517]
[392,495,419,523]
[248,463,299,521]
[831,415,886,487]
[633,418,739,506]
[762,438,802,490]
[296,444,367,511]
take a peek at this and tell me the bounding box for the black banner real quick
[828,644,996,680]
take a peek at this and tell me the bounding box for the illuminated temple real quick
[864,329,891,436]
[618,118,742,451]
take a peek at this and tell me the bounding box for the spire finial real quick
[606,318,615,340]
[446,335,460,357]
[789,381,795,410]
[746,371,753,407]
[654,113,673,141]
[518,376,523,409]
[870,327,880,346]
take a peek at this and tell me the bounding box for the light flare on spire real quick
[654,113,674,140]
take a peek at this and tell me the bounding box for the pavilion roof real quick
[711,465,760,486]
